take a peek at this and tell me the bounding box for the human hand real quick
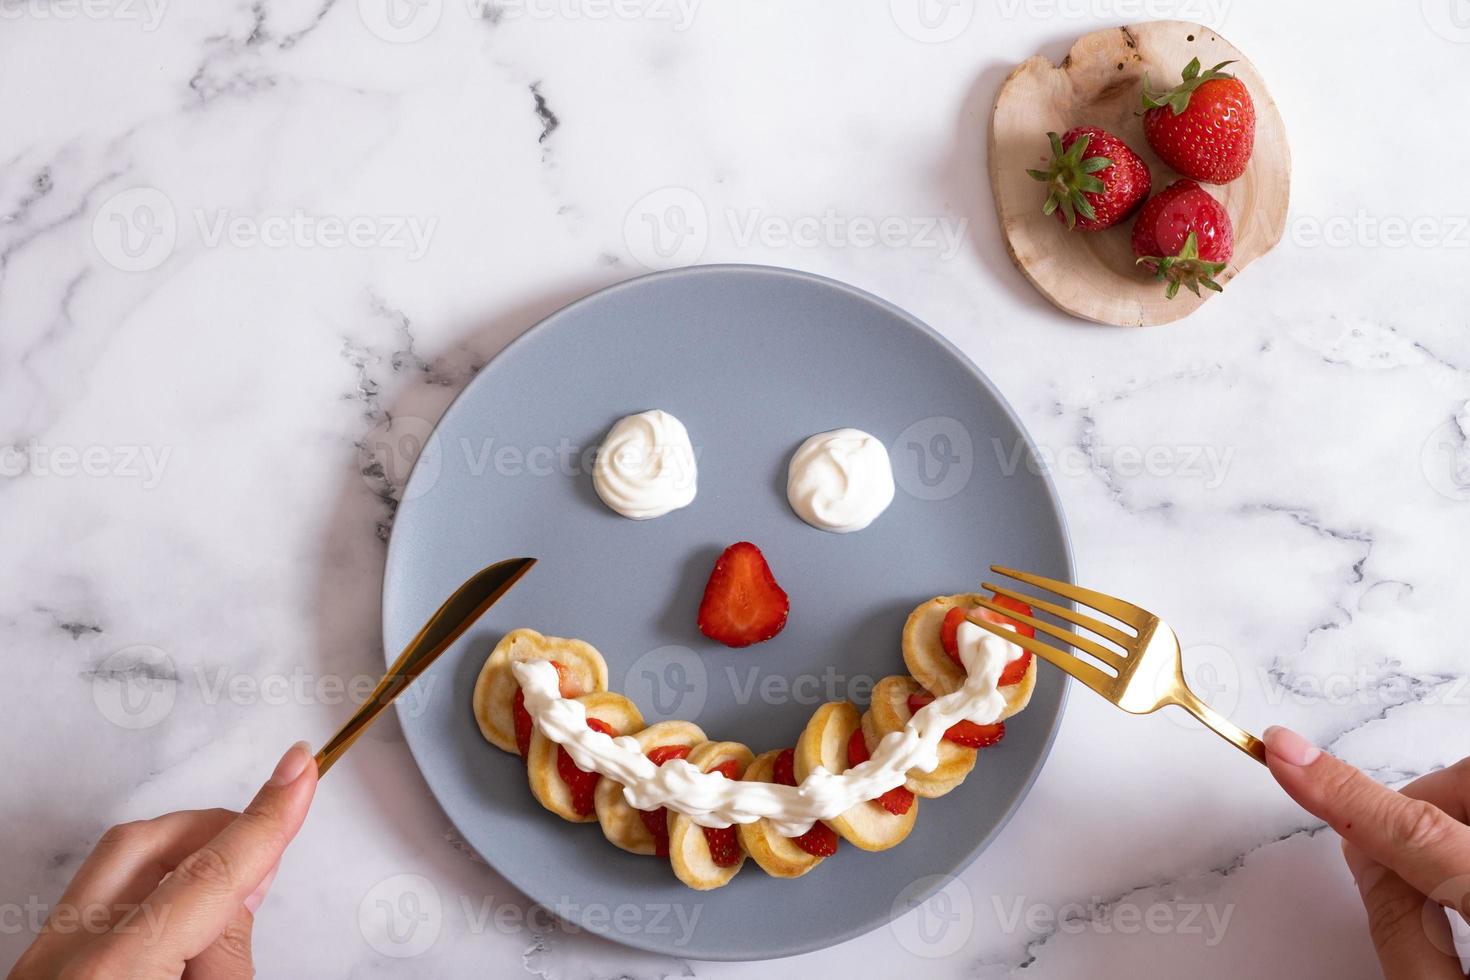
[9,741,318,979]
[1264,725,1469,978]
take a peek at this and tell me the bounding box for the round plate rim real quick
[381,262,1074,961]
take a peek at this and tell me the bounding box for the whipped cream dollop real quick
[592,410,698,520]
[786,428,895,533]
[512,619,1019,837]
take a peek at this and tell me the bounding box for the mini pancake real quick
[866,675,975,798]
[901,595,1037,718]
[595,720,707,855]
[737,749,829,879]
[473,628,609,754]
[668,741,755,890]
[527,692,642,823]
[794,702,917,852]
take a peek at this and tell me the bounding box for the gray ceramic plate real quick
[383,264,1071,961]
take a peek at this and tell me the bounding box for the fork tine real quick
[982,582,1136,647]
[965,615,1116,700]
[989,566,1152,629]
[970,595,1127,671]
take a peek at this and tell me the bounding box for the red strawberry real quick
[639,744,692,856]
[1027,126,1150,231]
[697,542,790,648]
[1142,58,1255,183]
[700,759,744,866]
[771,749,839,857]
[942,597,1036,683]
[943,720,1005,749]
[513,660,571,757]
[907,692,1007,748]
[845,728,914,815]
[1131,179,1233,299]
[556,717,615,816]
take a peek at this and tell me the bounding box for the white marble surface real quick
[4,1,1470,976]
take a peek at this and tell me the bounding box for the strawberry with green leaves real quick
[1131,178,1233,299]
[1027,126,1151,231]
[1142,58,1256,184]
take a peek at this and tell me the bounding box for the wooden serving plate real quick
[989,21,1290,326]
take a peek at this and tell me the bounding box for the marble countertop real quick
[5,1,1469,976]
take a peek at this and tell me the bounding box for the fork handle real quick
[1174,688,1267,764]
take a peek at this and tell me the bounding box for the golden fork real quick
[314,556,537,776]
[966,565,1265,764]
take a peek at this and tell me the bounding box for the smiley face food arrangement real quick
[470,410,1037,889]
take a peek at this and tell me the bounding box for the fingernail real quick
[269,741,313,787]
[1263,726,1321,767]
[243,863,278,914]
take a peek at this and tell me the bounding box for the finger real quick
[1402,758,1470,823]
[1342,841,1464,979]
[105,741,317,968]
[182,905,255,980]
[1264,726,1470,899]
[17,809,237,970]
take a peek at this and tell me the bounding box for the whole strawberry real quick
[1142,58,1255,183]
[1131,178,1233,299]
[1027,126,1150,231]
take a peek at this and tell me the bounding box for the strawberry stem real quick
[1141,58,1236,116]
[1027,131,1112,230]
[1136,232,1228,299]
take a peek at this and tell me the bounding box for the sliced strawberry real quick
[907,692,1008,748]
[942,597,1036,673]
[845,728,914,815]
[699,759,744,866]
[770,748,840,856]
[638,744,692,857]
[556,717,614,816]
[998,650,1033,688]
[512,660,571,758]
[697,542,790,648]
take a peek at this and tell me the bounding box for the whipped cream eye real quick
[786,428,895,533]
[593,410,698,520]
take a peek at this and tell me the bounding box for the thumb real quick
[108,741,318,969]
[1264,726,1470,901]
